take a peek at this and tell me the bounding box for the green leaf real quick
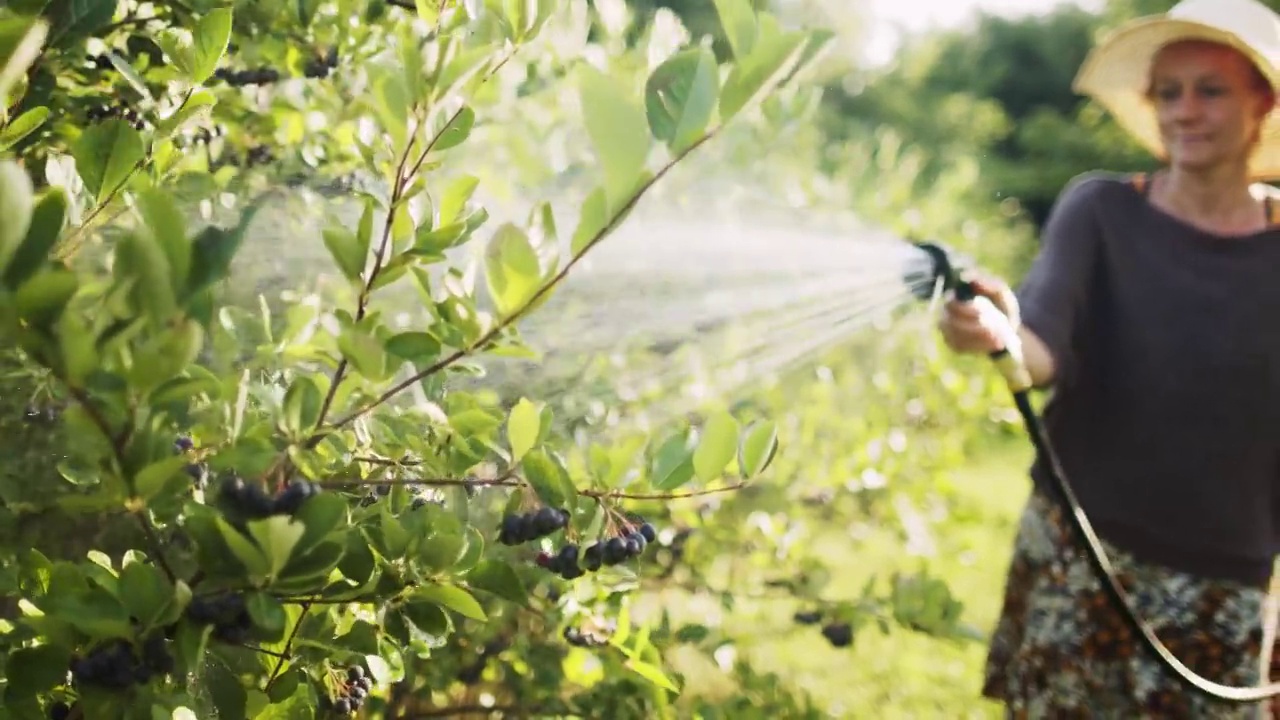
[483,223,541,317]
[0,106,49,151]
[626,657,680,692]
[14,267,78,329]
[282,374,324,437]
[71,119,144,203]
[650,431,696,491]
[385,331,440,363]
[4,644,71,699]
[506,397,541,462]
[738,420,779,478]
[439,174,479,226]
[157,90,217,136]
[711,0,757,59]
[0,159,35,278]
[214,516,271,581]
[118,560,172,629]
[337,327,389,379]
[645,47,720,154]
[134,456,191,500]
[135,189,190,291]
[719,26,807,121]
[431,105,475,151]
[4,187,67,289]
[571,186,608,257]
[523,449,575,510]
[322,227,365,282]
[187,199,265,296]
[693,410,739,481]
[0,16,47,100]
[246,515,307,580]
[191,8,233,83]
[578,64,651,208]
[466,560,527,605]
[411,584,487,621]
[245,591,287,636]
[116,230,176,322]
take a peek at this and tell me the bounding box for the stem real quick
[266,604,309,689]
[322,129,719,435]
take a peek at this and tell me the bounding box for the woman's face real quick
[1149,40,1275,174]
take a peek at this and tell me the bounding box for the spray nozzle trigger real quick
[909,240,975,302]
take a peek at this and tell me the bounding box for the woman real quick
[938,0,1280,716]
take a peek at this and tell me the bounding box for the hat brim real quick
[1073,17,1280,181]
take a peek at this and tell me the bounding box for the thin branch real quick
[266,605,308,689]
[310,120,421,435]
[316,471,746,501]
[322,130,720,435]
[66,386,176,580]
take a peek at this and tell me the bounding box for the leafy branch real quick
[321,129,719,436]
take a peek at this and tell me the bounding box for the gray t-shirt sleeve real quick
[1015,173,1110,387]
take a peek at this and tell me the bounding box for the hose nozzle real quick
[906,240,976,302]
[907,239,1032,393]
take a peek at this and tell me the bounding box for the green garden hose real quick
[910,240,1280,704]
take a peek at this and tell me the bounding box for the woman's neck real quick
[1154,164,1266,234]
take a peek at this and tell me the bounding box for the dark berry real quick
[357,675,372,691]
[535,551,552,568]
[639,522,657,543]
[628,532,647,554]
[334,697,352,715]
[603,537,627,565]
[49,702,71,720]
[174,435,194,452]
[272,479,313,515]
[499,514,523,545]
[583,543,603,571]
[325,46,339,67]
[532,506,563,535]
[624,536,641,557]
[411,496,426,510]
[347,665,364,682]
[793,610,823,626]
[821,622,853,648]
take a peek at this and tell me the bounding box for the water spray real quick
[908,240,1280,703]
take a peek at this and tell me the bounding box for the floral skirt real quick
[982,488,1278,719]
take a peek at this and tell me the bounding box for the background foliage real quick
[0,0,1214,718]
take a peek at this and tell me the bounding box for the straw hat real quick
[1072,0,1280,180]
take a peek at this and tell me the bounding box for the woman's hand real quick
[937,275,1022,355]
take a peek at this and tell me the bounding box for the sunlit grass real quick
[645,438,1034,719]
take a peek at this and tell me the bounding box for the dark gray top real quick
[1017,171,1280,587]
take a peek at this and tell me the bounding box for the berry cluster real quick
[535,519,657,580]
[186,592,255,644]
[214,66,281,86]
[174,435,208,487]
[69,635,173,690]
[792,609,853,648]
[497,506,570,546]
[86,53,113,70]
[85,101,146,131]
[563,622,614,648]
[221,476,319,518]
[304,47,340,79]
[332,665,373,715]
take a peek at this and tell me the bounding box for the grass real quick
[645,438,1036,719]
